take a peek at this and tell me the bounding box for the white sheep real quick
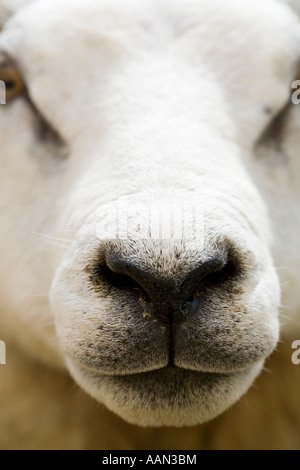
[0,0,300,448]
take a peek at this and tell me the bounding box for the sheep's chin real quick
[66,358,263,427]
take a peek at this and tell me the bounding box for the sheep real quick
[0,0,300,449]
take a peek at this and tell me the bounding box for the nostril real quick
[179,252,227,297]
[180,249,243,302]
[95,263,149,296]
[200,255,242,288]
[89,245,244,325]
[180,253,227,292]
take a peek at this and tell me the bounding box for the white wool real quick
[0,0,299,427]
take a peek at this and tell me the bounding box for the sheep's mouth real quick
[82,364,237,383]
[69,359,254,395]
[67,356,260,377]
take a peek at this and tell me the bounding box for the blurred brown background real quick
[0,338,299,450]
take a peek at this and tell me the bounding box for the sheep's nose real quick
[99,249,236,325]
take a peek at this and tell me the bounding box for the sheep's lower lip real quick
[98,365,238,381]
[67,359,264,427]
[72,361,246,390]
[85,365,227,383]
[82,363,229,378]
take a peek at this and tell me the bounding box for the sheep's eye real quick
[0,63,24,101]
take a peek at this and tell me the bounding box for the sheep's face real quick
[1,0,300,427]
